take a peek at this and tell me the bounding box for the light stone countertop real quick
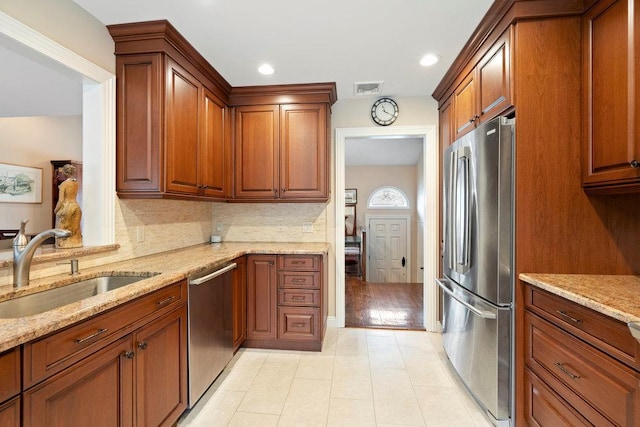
[519,273,640,324]
[0,242,330,353]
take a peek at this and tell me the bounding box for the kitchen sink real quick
[0,273,159,318]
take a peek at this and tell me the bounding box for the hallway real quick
[345,277,424,330]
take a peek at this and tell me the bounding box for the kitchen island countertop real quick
[519,273,640,324]
[0,242,330,353]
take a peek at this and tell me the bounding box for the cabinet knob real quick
[631,159,640,168]
[137,341,148,350]
[123,351,135,359]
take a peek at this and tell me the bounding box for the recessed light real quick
[258,64,275,75]
[420,54,440,67]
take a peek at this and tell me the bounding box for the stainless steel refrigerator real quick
[436,116,514,426]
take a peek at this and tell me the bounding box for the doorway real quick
[367,215,410,283]
[334,125,438,332]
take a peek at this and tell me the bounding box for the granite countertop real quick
[519,273,640,324]
[0,242,330,353]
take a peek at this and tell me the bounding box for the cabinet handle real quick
[556,310,582,324]
[138,341,148,350]
[292,322,306,327]
[631,159,640,168]
[291,296,305,300]
[73,328,108,344]
[291,278,306,283]
[554,362,580,380]
[291,261,304,265]
[156,295,176,306]
[123,351,135,359]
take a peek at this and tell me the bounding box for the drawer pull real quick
[291,261,305,265]
[291,279,306,283]
[73,328,108,345]
[554,362,581,380]
[292,322,307,327]
[156,295,176,306]
[556,310,583,324]
[291,296,306,300]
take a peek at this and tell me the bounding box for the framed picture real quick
[0,163,43,203]
[345,205,356,236]
[345,188,357,204]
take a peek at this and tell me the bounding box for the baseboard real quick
[326,316,338,328]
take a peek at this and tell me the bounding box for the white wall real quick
[0,0,115,74]
[0,116,82,233]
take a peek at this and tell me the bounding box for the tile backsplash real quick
[212,203,328,242]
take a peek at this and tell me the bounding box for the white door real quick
[368,217,409,283]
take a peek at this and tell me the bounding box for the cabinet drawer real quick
[0,348,20,402]
[24,280,186,388]
[278,307,320,341]
[277,271,320,289]
[278,289,320,307]
[525,286,639,369]
[524,367,597,427]
[526,312,640,426]
[277,255,320,271]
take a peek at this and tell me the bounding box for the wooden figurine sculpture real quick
[54,164,83,248]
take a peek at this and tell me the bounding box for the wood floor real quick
[345,276,424,330]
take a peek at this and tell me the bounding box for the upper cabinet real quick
[109,21,336,202]
[110,21,232,201]
[443,29,513,141]
[582,0,640,194]
[230,84,335,202]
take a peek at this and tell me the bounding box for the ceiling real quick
[1,0,494,163]
[72,0,494,101]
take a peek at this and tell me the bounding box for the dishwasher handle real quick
[189,263,237,286]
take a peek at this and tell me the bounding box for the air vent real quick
[353,81,383,97]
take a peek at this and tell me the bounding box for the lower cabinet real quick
[232,256,247,351]
[133,305,187,427]
[20,280,188,427]
[0,397,20,427]
[524,284,640,426]
[245,254,326,351]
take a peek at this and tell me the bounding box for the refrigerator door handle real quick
[436,278,497,319]
[455,155,470,268]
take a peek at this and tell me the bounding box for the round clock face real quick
[371,97,399,126]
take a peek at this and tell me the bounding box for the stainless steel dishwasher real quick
[187,262,236,408]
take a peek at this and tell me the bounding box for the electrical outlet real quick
[277,221,285,232]
[302,222,314,233]
[216,222,223,232]
[136,225,145,243]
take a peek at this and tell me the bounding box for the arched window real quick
[367,186,410,209]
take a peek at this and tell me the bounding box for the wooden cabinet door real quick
[0,348,20,403]
[234,105,279,199]
[22,335,134,427]
[246,255,277,340]
[116,54,163,193]
[453,71,477,138]
[201,88,227,198]
[165,58,202,195]
[0,397,20,427]
[582,0,640,189]
[279,104,328,200]
[232,256,247,351]
[477,29,511,124]
[134,305,188,427]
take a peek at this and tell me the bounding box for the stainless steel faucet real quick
[13,219,71,288]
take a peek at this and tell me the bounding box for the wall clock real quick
[371,97,399,126]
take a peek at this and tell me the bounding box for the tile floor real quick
[178,327,493,427]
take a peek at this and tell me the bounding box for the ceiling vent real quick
[354,81,383,97]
